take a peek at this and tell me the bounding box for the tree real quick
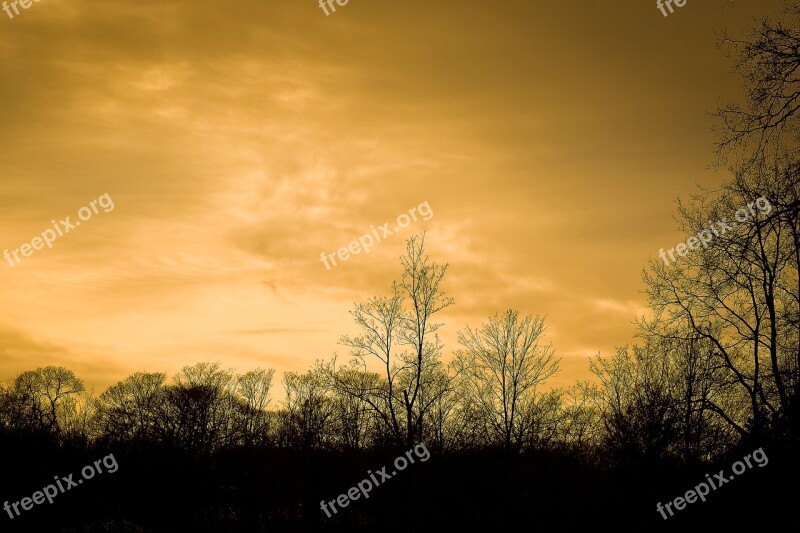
[320,360,378,450]
[416,362,459,451]
[640,3,800,448]
[236,368,276,446]
[157,362,241,454]
[335,233,455,448]
[590,331,734,466]
[590,343,681,466]
[453,310,560,452]
[279,369,332,449]
[643,172,798,440]
[714,3,800,168]
[1,367,85,439]
[558,382,601,453]
[94,372,166,444]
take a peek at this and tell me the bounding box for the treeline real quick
[1,174,799,531]
[2,218,798,462]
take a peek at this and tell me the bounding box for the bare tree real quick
[158,362,241,454]
[591,343,681,465]
[645,4,800,446]
[236,368,275,446]
[558,382,602,452]
[453,310,560,452]
[280,369,332,449]
[591,330,735,466]
[94,372,167,443]
[335,233,454,448]
[1,367,85,439]
[318,360,378,450]
[417,362,459,451]
[59,388,95,443]
[714,3,800,168]
[643,170,798,440]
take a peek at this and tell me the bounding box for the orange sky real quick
[0,0,783,392]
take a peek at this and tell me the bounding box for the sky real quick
[0,0,785,393]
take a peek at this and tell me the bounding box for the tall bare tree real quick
[638,3,800,446]
[333,233,454,448]
[644,171,798,440]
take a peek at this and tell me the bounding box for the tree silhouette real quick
[453,310,560,452]
[333,233,454,448]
